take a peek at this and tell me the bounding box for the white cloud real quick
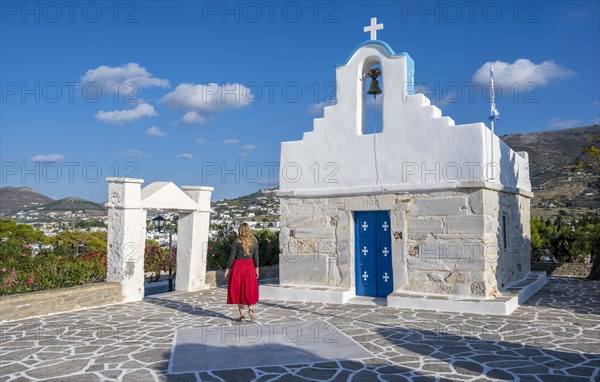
[238,152,249,157]
[547,117,584,130]
[30,153,64,162]
[223,139,239,145]
[472,59,575,87]
[146,126,167,137]
[161,83,254,123]
[242,145,256,150]
[81,63,169,91]
[120,149,147,157]
[181,111,206,125]
[194,137,206,145]
[308,100,336,115]
[175,153,194,160]
[95,103,157,124]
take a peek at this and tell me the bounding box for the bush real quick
[206,229,279,271]
[144,244,177,282]
[0,241,106,295]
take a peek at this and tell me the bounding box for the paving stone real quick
[212,368,256,382]
[272,375,312,382]
[452,360,483,376]
[339,360,364,370]
[350,370,379,382]
[122,369,155,381]
[486,369,515,380]
[296,367,337,380]
[158,373,198,382]
[0,363,28,374]
[312,361,339,369]
[381,375,410,382]
[24,360,90,379]
[255,374,279,382]
[44,374,101,382]
[99,370,123,380]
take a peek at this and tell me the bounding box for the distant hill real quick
[39,197,106,214]
[1,125,597,221]
[501,124,599,218]
[0,187,54,215]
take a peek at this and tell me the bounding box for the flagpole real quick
[489,66,495,178]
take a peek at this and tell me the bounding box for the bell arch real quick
[360,56,384,135]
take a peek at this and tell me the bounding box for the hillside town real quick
[1,187,281,247]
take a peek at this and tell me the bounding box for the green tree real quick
[0,218,45,244]
[572,132,600,279]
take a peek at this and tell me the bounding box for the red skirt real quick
[227,258,259,305]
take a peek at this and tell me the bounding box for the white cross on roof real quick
[364,17,383,40]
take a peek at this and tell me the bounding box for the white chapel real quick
[260,18,545,314]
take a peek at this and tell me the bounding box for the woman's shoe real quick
[248,309,256,321]
[238,315,246,322]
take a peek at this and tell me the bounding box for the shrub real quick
[206,229,279,271]
[0,241,106,295]
[144,244,177,282]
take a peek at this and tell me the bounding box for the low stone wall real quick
[205,264,279,287]
[0,282,122,322]
[531,263,592,278]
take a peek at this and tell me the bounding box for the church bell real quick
[367,79,382,95]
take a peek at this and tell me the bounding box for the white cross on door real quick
[382,247,389,257]
[362,221,368,231]
[362,271,369,281]
[383,272,389,282]
[382,222,389,231]
[362,246,369,256]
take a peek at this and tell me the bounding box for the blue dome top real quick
[336,40,413,68]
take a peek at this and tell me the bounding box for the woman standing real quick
[224,223,259,321]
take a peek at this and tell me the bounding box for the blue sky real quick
[1,1,599,202]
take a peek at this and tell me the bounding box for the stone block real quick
[407,218,444,234]
[407,257,451,272]
[280,253,334,286]
[289,205,313,215]
[344,194,396,211]
[285,215,329,228]
[294,228,336,240]
[414,197,468,216]
[468,190,484,214]
[446,215,488,234]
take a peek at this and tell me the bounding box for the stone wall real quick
[531,263,592,278]
[279,187,532,298]
[0,282,122,322]
[483,190,531,291]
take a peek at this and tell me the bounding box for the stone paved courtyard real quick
[1,277,599,381]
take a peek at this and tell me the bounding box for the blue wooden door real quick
[355,211,393,297]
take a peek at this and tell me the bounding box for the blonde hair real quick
[237,223,257,256]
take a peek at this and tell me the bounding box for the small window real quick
[502,215,507,250]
